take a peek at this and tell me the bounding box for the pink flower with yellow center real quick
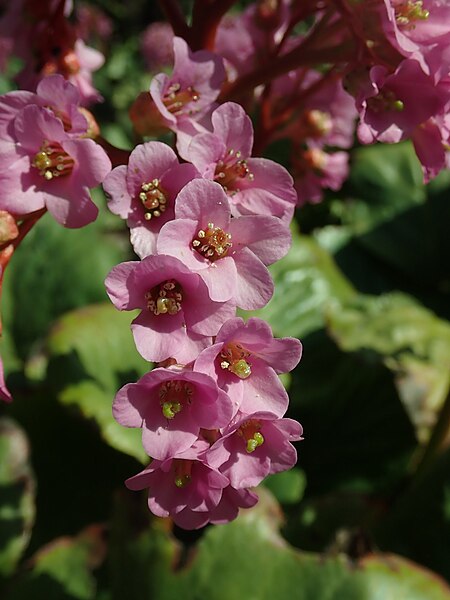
[194,317,302,417]
[113,368,234,461]
[207,412,303,489]
[105,254,236,363]
[0,104,110,227]
[183,102,297,224]
[157,179,291,310]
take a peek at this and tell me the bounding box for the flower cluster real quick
[104,37,302,528]
[0,75,111,227]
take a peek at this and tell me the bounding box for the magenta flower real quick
[126,441,229,521]
[157,179,291,310]
[173,485,259,529]
[207,412,303,489]
[293,149,350,205]
[0,74,88,142]
[140,22,174,71]
[0,357,12,403]
[0,105,111,227]
[105,254,236,363]
[150,36,225,132]
[356,59,450,144]
[183,102,297,224]
[103,141,199,257]
[113,368,234,460]
[194,317,302,417]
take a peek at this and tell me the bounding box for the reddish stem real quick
[157,0,191,40]
[190,0,238,50]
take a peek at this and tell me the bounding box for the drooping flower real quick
[157,179,291,310]
[293,148,350,205]
[183,102,298,224]
[113,368,234,461]
[0,104,111,227]
[0,357,12,403]
[103,141,199,257]
[126,441,229,523]
[207,412,303,489]
[194,317,302,416]
[150,36,225,134]
[105,254,236,363]
[0,74,88,143]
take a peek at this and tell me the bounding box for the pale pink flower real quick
[207,411,303,489]
[157,179,291,310]
[0,105,111,227]
[140,22,174,71]
[183,102,298,224]
[293,149,350,205]
[105,254,236,364]
[103,141,199,257]
[0,357,12,403]
[194,317,302,417]
[113,368,234,460]
[126,441,229,522]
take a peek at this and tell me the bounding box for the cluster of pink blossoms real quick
[104,37,303,528]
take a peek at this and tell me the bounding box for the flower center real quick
[139,179,168,221]
[163,82,200,116]
[32,140,75,181]
[238,420,265,453]
[145,279,183,316]
[192,222,232,261]
[214,149,254,194]
[298,110,332,139]
[294,147,328,177]
[394,1,429,27]
[173,459,193,488]
[367,89,404,113]
[158,379,194,419]
[219,342,252,379]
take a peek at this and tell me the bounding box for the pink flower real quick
[126,441,229,521]
[0,74,88,142]
[356,59,450,144]
[0,357,12,403]
[183,102,298,224]
[150,36,225,133]
[157,179,291,310]
[207,412,303,489]
[140,22,174,71]
[103,141,199,257]
[0,105,111,227]
[194,317,302,417]
[105,254,236,363]
[113,368,234,460]
[173,485,258,529]
[293,149,350,205]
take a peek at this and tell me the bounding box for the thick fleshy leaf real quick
[46,303,149,463]
[108,489,450,600]
[0,418,35,577]
[5,526,106,599]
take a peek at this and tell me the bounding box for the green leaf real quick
[5,527,106,600]
[108,489,450,600]
[251,232,355,339]
[46,303,149,463]
[326,292,450,443]
[8,208,124,361]
[263,469,306,504]
[0,418,35,578]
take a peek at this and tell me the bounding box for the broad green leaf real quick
[252,232,355,339]
[8,208,125,361]
[327,292,450,443]
[109,489,450,600]
[46,303,149,463]
[263,469,306,504]
[0,418,35,578]
[5,526,106,600]
[288,330,416,495]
